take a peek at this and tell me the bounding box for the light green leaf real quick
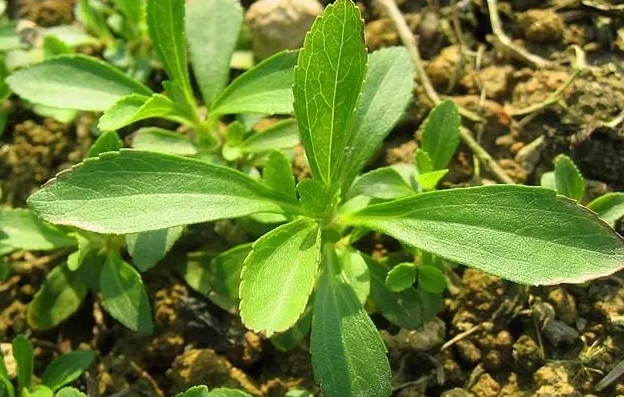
[210,243,253,301]
[23,385,53,397]
[54,388,87,397]
[347,167,415,200]
[175,253,211,296]
[125,226,184,272]
[44,26,98,48]
[79,0,113,41]
[6,55,152,111]
[540,171,556,191]
[98,94,191,131]
[41,350,96,391]
[293,0,367,185]
[588,192,624,227]
[27,150,300,234]
[12,335,34,392]
[344,185,624,285]
[366,256,442,329]
[263,151,296,199]
[206,389,252,397]
[32,106,77,124]
[132,127,198,156]
[100,251,153,334]
[0,208,76,252]
[418,264,446,294]
[66,234,92,271]
[240,219,321,336]
[28,263,87,330]
[416,169,448,192]
[311,248,391,397]
[415,148,434,174]
[338,47,414,189]
[271,307,312,351]
[297,179,327,217]
[553,154,585,202]
[385,262,416,292]
[88,131,123,158]
[211,50,297,116]
[420,100,461,171]
[240,119,299,154]
[111,0,144,24]
[337,247,370,304]
[42,36,71,59]
[174,385,210,397]
[146,0,191,95]
[0,22,23,52]
[186,0,242,107]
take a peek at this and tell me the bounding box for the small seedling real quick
[55,385,252,397]
[0,335,95,397]
[21,1,624,396]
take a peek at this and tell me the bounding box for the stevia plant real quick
[55,385,252,397]
[0,335,95,397]
[22,1,624,396]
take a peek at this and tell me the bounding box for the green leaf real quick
[211,50,297,116]
[540,171,556,191]
[6,55,152,111]
[28,263,87,330]
[297,179,327,217]
[42,36,71,59]
[414,149,434,174]
[0,374,14,397]
[132,127,198,156]
[385,262,416,292]
[27,150,300,234]
[210,243,253,301]
[66,234,92,271]
[41,350,96,391]
[146,0,191,96]
[271,307,312,352]
[12,335,34,392]
[88,131,123,158]
[111,0,144,25]
[263,151,296,199]
[240,119,300,154]
[79,0,113,41]
[420,100,461,170]
[553,154,585,202]
[344,185,624,285]
[100,251,153,334]
[125,226,184,272]
[174,385,210,397]
[206,389,252,397]
[74,251,105,291]
[240,219,321,336]
[347,167,415,200]
[175,253,211,297]
[416,169,448,192]
[311,247,391,397]
[366,256,442,329]
[293,0,367,185]
[0,208,76,252]
[23,385,53,397]
[588,192,624,227]
[337,247,370,304]
[418,264,446,294]
[186,0,242,107]
[98,94,191,131]
[338,47,414,189]
[54,388,87,397]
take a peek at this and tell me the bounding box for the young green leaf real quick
[263,151,296,199]
[211,50,298,116]
[344,185,624,285]
[66,234,92,271]
[210,243,253,301]
[42,36,71,59]
[75,251,105,291]
[173,385,210,397]
[0,374,14,397]
[125,226,184,272]
[416,169,448,192]
[98,94,191,131]
[112,0,144,25]
[100,251,153,334]
[553,154,585,202]
[54,388,87,397]
[297,179,328,217]
[385,262,416,292]
[540,171,556,191]
[146,0,191,96]
[271,307,312,352]
[240,219,321,335]
[28,263,87,330]
[588,192,624,227]
[347,167,415,200]
[311,248,391,397]
[293,0,367,185]
[87,131,123,158]
[415,149,434,174]
[176,252,212,297]
[27,150,300,234]
[240,119,300,154]
[338,47,414,189]
[206,389,252,397]
[366,256,442,329]
[23,385,53,397]
[132,127,198,156]
[6,55,152,111]
[418,264,446,294]
[12,335,34,392]
[41,350,96,391]
[186,0,242,107]
[420,100,461,171]
[79,0,113,42]
[337,247,370,304]
[0,208,76,251]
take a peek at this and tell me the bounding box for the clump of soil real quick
[12,0,76,27]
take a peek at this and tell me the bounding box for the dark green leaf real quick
[338,47,414,189]
[553,154,585,202]
[263,151,296,199]
[0,208,76,252]
[588,192,624,227]
[186,0,242,107]
[240,119,299,154]
[311,248,391,397]
[131,127,198,156]
[293,0,367,185]
[420,100,461,171]
[28,263,87,330]
[28,150,300,234]
[74,251,105,291]
[12,335,34,392]
[98,94,191,131]
[297,179,327,217]
[41,350,96,391]
[88,131,123,158]
[347,167,415,200]
[385,262,416,292]
[211,50,297,116]
[345,185,624,285]
[100,251,153,334]
[240,219,321,335]
[6,55,152,111]
[210,243,252,301]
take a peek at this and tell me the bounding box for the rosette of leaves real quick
[24,1,624,396]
